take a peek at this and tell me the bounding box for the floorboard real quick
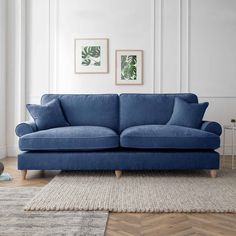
[0,156,235,236]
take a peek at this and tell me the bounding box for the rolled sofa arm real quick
[200,121,222,136]
[15,121,37,137]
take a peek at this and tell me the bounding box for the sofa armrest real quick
[15,121,37,137]
[200,121,222,136]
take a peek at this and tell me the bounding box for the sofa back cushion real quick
[41,94,119,132]
[119,93,198,131]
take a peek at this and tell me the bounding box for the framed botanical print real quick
[115,50,143,85]
[74,38,109,74]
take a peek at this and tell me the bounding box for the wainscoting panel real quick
[189,0,236,97]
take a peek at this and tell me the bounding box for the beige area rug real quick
[25,170,236,213]
[0,187,108,236]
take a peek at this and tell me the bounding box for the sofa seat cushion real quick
[19,126,119,151]
[120,125,220,149]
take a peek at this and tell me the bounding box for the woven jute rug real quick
[25,170,236,213]
[0,187,108,236]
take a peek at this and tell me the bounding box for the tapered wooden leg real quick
[115,170,122,178]
[210,170,217,178]
[21,170,27,180]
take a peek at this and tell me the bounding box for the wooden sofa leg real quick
[210,170,217,178]
[21,170,27,180]
[115,170,122,178]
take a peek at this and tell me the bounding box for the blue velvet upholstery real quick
[15,121,37,137]
[119,93,198,131]
[201,121,222,136]
[18,150,219,170]
[26,99,69,130]
[16,93,221,172]
[41,94,119,132]
[120,125,220,149]
[167,97,209,129]
[19,126,119,151]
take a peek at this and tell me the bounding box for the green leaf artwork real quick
[81,46,101,66]
[121,55,137,80]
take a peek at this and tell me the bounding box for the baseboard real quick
[218,145,236,156]
[7,145,19,157]
[0,146,7,159]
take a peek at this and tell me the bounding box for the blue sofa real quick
[15,93,222,179]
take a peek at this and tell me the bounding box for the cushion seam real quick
[21,136,118,139]
[20,146,118,150]
[122,135,218,138]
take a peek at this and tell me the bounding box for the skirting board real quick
[6,145,19,157]
[218,145,236,156]
[0,146,6,159]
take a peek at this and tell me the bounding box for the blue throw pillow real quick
[167,97,208,129]
[26,99,69,130]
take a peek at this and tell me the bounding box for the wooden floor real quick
[0,157,235,236]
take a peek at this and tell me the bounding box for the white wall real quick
[7,0,26,156]
[57,0,154,94]
[0,0,7,159]
[26,0,49,104]
[7,0,236,155]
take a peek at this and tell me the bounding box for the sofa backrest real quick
[119,93,198,131]
[41,93,198,133]
[41,94,119,132]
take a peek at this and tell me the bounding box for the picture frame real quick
[74,38,109,74]
[115,50,143,85]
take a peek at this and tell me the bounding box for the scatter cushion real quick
[26,99,69,130]
[19,126,119,151]
[120,125,220,149]
[167,97,208,129]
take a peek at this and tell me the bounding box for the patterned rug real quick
[0,187,108,236]
[25,170,236,213]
